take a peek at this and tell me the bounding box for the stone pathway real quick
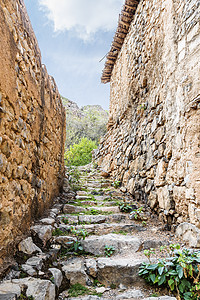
[0,164,178,300]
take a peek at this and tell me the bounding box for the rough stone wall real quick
[0,0,66,269]
[96,0,200,227]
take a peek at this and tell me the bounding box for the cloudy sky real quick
[24,0,124,109]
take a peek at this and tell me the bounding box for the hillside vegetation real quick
[61,96,108,148]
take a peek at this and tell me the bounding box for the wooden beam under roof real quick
[101,0,140,83]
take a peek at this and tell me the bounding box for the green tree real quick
[64,137,97,166]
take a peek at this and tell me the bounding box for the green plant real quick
[18,295,34,300]
[139,245,200,300]
[61,216,69,224]
[52,228,66,236]
[112,230,127,235]
[142,221,147,226]
[68,283,102,298]
[112,180,121,189]
[90,208,100,215]
[119,202,133,213]
[144,248,156,263]
[104,245,115,257]
[70,227,88,254]
[19,271,27,279]
[65,137,97,166]
[130,207,146,220]
[50,276,55,284]
[110,283,117,289]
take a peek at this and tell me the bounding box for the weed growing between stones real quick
[69,227,88,254]
[112,180,121,189]
[18,294,34,300]
[130,207,146,220]
[70,210,113,216]
[112,230,128,235]
[52,228,66,236]
[68,283,102,298]
[119,202,133,213]
[104,245,115,257]
[61,216,69,224]
[139,244,200,300]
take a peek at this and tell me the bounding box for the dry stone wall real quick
[0,0,66,270]
[96,0,200,227]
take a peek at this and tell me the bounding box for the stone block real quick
[62,258,89,285]
[176,222,200,248]
[157,186,171,211]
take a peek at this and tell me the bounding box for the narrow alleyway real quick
[0,164,178,300]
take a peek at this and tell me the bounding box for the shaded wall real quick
[96,0,200,227]
[0,0,66,270]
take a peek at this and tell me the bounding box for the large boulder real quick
[176,222,200,247]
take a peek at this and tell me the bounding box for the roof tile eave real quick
[101,0,140,84]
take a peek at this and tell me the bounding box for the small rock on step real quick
[85,258,97,277]
[63,204,86,214]
[120,187,127,193]
[40,218,55,225]
[18,237,42,255]
[31,225,53,246]
[97,257,147,287]
[21,264,37,276]
[100,170,110,178]
[49,268,63,288]
[76,195,89,200]
[26,256,43,271]
[62,258,89,286]
[76,191,88,196]
[54,236,76,248]
[81,234,141,256]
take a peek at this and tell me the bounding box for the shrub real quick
[139,245,200,300]
[64,137,97,166]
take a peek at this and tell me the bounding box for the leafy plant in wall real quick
[139,244,200,300]
[119,202,133,213]
[112,180,121,189]
[130,207,146,221]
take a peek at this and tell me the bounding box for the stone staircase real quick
[0,164,178,300]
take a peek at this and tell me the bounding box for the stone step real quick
[81,234,141,256]
[58,213,131,225]
[96,257,147,288]
[58,222,146,235]
[89,206,120,213]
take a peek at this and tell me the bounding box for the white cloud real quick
[38,0,124,40]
